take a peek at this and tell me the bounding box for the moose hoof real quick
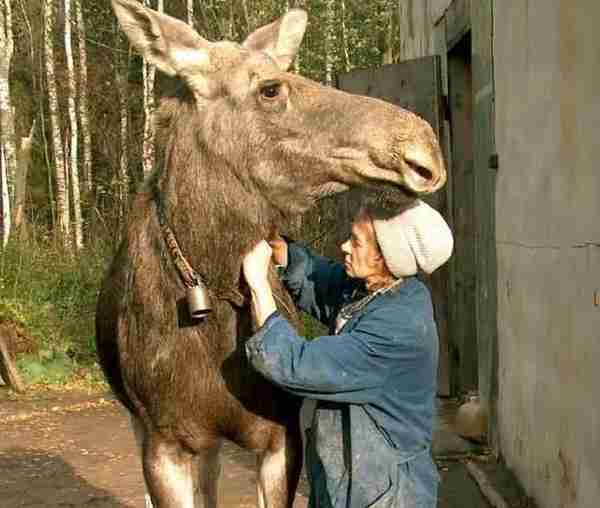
[144,494,154,508]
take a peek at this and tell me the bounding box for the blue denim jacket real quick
[246,243,440,507]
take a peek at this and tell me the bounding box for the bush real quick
[0,223,329,388]
[0,227,113,386]
[301,313,327,339]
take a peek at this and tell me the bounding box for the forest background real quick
[0,0,405,388]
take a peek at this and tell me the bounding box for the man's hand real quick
[268,234,288,268]
[243,240,273,292]
[243,240,278,327]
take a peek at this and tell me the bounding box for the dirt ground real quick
[0,388,500,508]
[0,388,306,508]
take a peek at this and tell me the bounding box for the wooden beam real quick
[0,332,25,393]
[471,0,498,451]
[465,460,510,508]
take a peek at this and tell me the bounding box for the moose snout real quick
[402,145,447,194]
[335,93,447,196]
[363,130,446,196]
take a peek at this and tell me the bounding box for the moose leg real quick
[130,414,155,508]
[131,415,196,507]
[257,429,303,508]
[192,443,222,508]
[142,436,197,508]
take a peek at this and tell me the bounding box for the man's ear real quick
[242,9,308,71]
[112,0,213,98]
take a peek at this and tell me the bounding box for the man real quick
[242,199,453,508]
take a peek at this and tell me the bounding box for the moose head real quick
[113,0,446,217]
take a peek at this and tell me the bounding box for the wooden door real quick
[334,58,451,396]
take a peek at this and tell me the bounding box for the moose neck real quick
[154,115,276,299]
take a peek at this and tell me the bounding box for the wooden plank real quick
[470,0,498,451]
[398,0,435,62]
[448,32,478,394]
[465,461,511,508]
[337,58,452,397]
[445,0,471,50]
[432,20,452,397]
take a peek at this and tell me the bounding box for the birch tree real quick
[141,0,163,176]
[324,0,335,86]
[1,146,8,247]
[45,0,70,246]
[115,25,130,223]
[0,0,16,245]
[340,0,350,72]
[63,130,70,234]
[13,121,36,233]
[76,0,92,194]
[241,0,252,33]
[187,0,194,27]
[65,0,83,250]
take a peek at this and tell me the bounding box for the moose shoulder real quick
[96,1,446,507]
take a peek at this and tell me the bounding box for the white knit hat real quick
[372,200,454,277]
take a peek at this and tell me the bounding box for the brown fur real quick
[96,87,305,507]
[98,2,446,506]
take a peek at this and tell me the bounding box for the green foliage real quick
[301,312,327,339]
[2,0,403,387]
[0,229,112,386]
[16,351,75,385]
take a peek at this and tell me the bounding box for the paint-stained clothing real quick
[246,242,440,508]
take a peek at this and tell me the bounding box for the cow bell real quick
[186,280,212,319]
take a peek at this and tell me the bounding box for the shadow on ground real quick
[0,448,127,507]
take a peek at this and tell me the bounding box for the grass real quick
[0,228,112,389]
[0,224,330,391]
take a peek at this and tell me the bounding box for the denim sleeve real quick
[281,242,359,325]
[245,307,422,404]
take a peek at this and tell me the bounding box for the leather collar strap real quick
[152,188,246,308]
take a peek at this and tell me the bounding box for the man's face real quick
[340,218,385,280]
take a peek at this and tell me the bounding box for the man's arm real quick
[245,306,422,404]
[243,241,278,327]
[280,241,360,325]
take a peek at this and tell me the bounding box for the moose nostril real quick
[407,161,434,182]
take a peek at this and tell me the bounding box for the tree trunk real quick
[0,0,17,245]
[142,0,158,177]
[44,0,70,247]
[1,146,9,247]
[382,4,394,65]
[63,131,70,234]
[115,26,130,224]
[75,0,92,195]
[187,0,194,27]
[340,0,350,72]
[228,0,234,40]
[13,121,36,232]
[64,0,83,250]
[241,0,251,34]
[0,333,25,393]
[324,0,335,86]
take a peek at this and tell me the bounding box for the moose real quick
[96,1,446,507]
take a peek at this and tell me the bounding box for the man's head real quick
[341,200,454,289]
[340,211,393,291]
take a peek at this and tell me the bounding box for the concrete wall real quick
[494,1,600,507]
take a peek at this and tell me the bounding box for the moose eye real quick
[260,83,281,99]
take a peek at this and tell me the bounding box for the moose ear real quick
[112,0,212,96]
[242,9,308,71]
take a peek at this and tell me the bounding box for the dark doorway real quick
[447,32,478,394]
